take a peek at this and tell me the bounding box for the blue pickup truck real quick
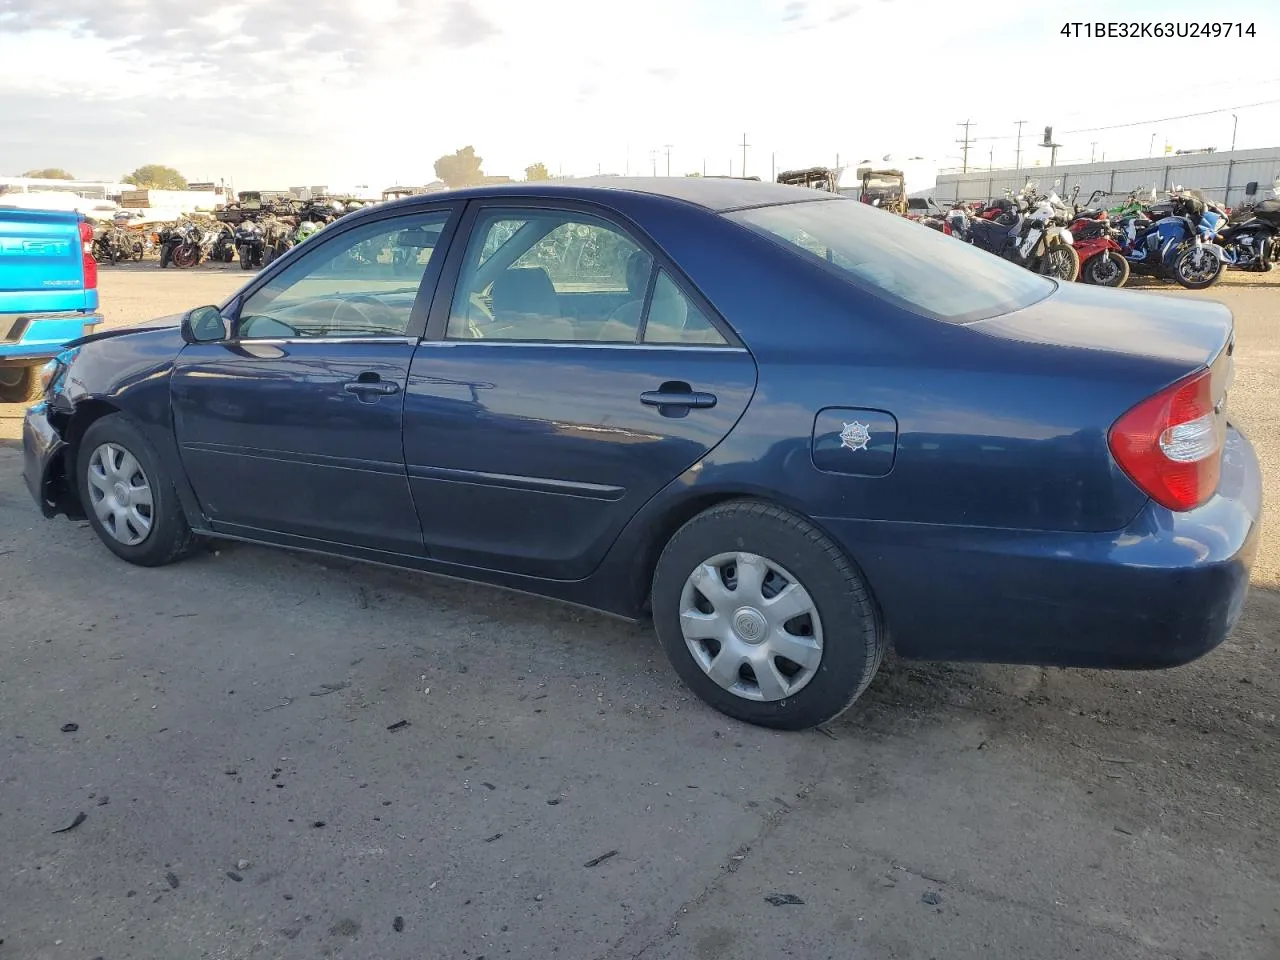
[0,207,102,402]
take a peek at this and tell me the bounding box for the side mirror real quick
[181,305,230,344]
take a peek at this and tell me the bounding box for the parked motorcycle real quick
[1116,189,1227,289]
[955,186,1080,281]
[1213,197,1280,273]
[159,219,205,269]
[235,219,267,270]
[1070,215,1129,287]
[209,224,237,264]
[1061,188,1129,287]
[92,224,145,264]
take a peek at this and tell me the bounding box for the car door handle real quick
[640,387,717,409]
[344,378,400,396]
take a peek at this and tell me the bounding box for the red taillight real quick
[1108,368,1223,511]
[79,219,97,290]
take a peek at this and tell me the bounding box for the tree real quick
[524,162,549,181]
[123,165,188,190]
[434,146,485,188]
[22,168,75,180]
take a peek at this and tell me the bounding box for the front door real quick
[403,202,758,580]
[172,205,459,554]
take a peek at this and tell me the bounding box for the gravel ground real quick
[0,263,1276,960]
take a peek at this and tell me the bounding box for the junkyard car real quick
[23,178,1261,729]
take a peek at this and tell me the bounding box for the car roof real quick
[389,177,839,214]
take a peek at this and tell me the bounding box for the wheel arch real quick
[616,488,889,645]
[43,398,122,519]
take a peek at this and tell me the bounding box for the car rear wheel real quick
[0,365,42,404]
[76,413,195,566]
[651,500,883,730]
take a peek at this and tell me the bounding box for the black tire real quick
[1174,245,1224,290]
[651,500,883,730]
[1081,250,1130,287]
[238,245,254,270]
[172,244,198,269]
[75,413,196,567]
[1041,242,1080,282]
[0,365,41,404]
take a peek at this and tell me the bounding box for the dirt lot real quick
[1,264,1277,959]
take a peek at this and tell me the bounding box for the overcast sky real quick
[1,0,1277,189]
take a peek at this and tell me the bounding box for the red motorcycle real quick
[1068,211,1129,287]
[1065,189,1129,287]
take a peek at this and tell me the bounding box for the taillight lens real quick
[1108,368,1223,511]
[79,219,98,290]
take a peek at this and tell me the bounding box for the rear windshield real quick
[727,198,1053,324]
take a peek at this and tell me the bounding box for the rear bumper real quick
[818,425,1262,669]
[0,313,102,364]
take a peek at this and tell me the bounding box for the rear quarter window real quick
[727,198,1053,324]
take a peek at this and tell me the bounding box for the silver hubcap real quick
[86,442,153,546]
[679,552,824,702]
[1180,248,1217,283]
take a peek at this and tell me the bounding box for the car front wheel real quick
[651,500,883,730]
[76,413,196,566]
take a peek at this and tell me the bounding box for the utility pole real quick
[989,146,994,170]
[649,150,657,177]
[739,133,750,177]
[663,144,673,176]
[771,152,776,180]
[1014,120,1026,170]
[1039,126,1061,168]
[956,120,974,173]
[1231,114,1239,152]
[1090,142,1097,163]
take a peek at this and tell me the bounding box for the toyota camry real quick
[22,177,1262,729]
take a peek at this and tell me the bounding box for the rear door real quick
[402,200,758,580]
[171,204,460,554]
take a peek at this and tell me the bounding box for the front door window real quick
[237,212,452,340]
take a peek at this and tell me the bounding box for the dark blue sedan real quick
[22,178,1262,729]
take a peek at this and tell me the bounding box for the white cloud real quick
[1,0,1277,188]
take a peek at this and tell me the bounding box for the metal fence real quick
[932,147,1280,208]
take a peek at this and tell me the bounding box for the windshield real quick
[728,198,1054,324]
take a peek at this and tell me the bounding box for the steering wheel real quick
[329,294,396,333]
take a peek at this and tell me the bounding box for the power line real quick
[1063,97,1280,134]
[970,96,1280,142]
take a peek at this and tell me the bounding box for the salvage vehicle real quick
[22,178,1260,730]
[0,207,100,402]
[856,167,907,214]
[777,167,841,192]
